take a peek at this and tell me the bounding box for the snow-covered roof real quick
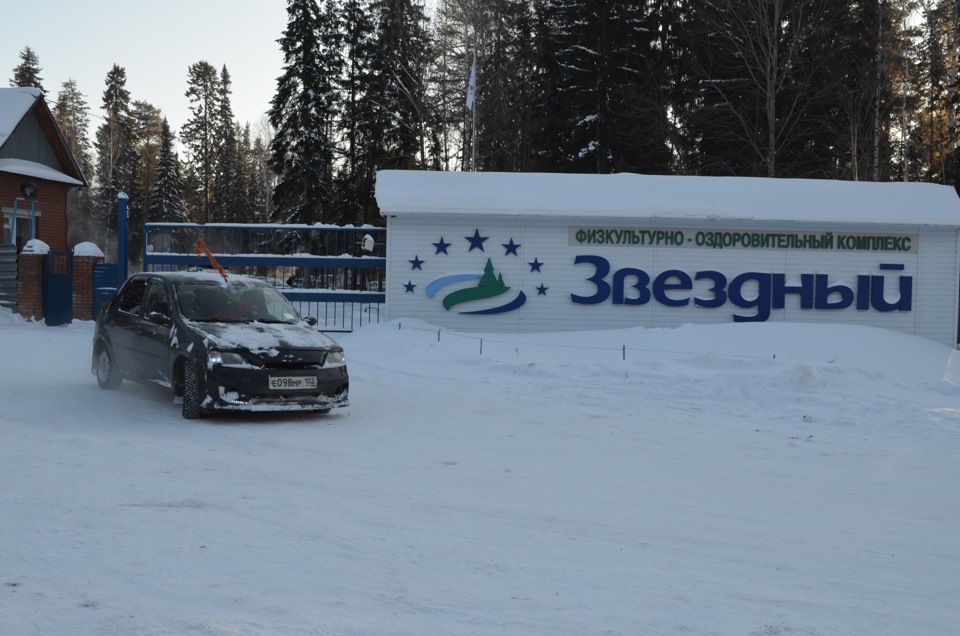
[375,170,960,227]
[0,87,42,147]
[0,158,84,186]
[0,87,87,187]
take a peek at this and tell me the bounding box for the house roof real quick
[0,87,41,146]
[0,86,87,187]
[0,158,83,186]
[375,170,960,228]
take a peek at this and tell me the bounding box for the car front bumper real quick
[202,365,349,412]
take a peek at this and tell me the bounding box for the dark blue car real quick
[92,271,349,419]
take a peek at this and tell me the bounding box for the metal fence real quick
[143,223,386,331]
[0,243,16,313]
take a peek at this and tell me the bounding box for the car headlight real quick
[209,350,246,366]
[326,349,345,365]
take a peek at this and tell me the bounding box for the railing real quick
[143,223,386,331]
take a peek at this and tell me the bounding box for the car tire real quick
[95,346,122,390]
[182,360,205,419]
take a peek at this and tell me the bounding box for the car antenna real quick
[195,238,229,282]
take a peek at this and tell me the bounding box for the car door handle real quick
[137,322,158,335]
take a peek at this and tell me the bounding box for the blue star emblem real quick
[536,284,548,295]
[529,258,543,272]
[404,281,416,293]
[433,237,451,255]
[409,255,424,270]
[502,238,521,256]
[465,229,488,252]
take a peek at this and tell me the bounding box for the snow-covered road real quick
[2,313,958,635]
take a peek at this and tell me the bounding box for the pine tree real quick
[94,65,136,262]
[539,0,671,174]
[149,118,186,224]
[181,61,221,223]
[336,0,380,225]
[234,123,258,223]
[425,0,467,171]
[946,0,960,161]
[124,100,164,264]
[517,0,557,172]
[927,0,960,189]
[54,79,97,246]
[215,122,249,224]
[249,122,275,223]
[54,79,93,164]
[812,1,887,181]
[909,0,949,183]
[368,0,433,169]
[10,46,45,92]
[269,0,344,228]
[129,101,164,206]
[469,0,551,172]
[212,66,246,222]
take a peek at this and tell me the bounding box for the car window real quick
[260,288,301,322]
[143,283,171,321]
[118,279,148,316]
[176,286,204,320]
[176,281,301,323]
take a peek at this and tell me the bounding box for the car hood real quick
[188,321,340,356]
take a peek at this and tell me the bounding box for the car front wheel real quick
[182,360,206,419]
[95,346,122,390]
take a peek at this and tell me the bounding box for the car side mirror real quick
[304,316,318,326]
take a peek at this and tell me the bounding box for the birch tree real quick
[691,0,840,177]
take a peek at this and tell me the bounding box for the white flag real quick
[465,60,476,111]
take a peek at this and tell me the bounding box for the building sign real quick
[570,255,912,322]
[570,227,919,254]
[400,227,913,324]
[377,170,960,345]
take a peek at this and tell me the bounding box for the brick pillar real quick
[72,255,103,321]
[17,253,44,321]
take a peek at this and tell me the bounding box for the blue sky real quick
[2,1,287,139]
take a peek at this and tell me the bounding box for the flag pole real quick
[466,43,478,171]
[470,62,477,172]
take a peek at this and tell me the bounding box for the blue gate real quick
[92,262,119,318]
[143,223,386,331]
[43,251,73,326]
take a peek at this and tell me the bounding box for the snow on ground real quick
[1,307,959,635]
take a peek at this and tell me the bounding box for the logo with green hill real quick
[402,229,546,315]
[427,258,527,314]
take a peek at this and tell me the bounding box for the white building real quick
[375,170,960,346]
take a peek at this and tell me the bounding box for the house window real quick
[2,206,43,251]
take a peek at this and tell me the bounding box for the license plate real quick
[268,375,318,391]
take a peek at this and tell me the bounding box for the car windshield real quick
[175,281,302,324]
